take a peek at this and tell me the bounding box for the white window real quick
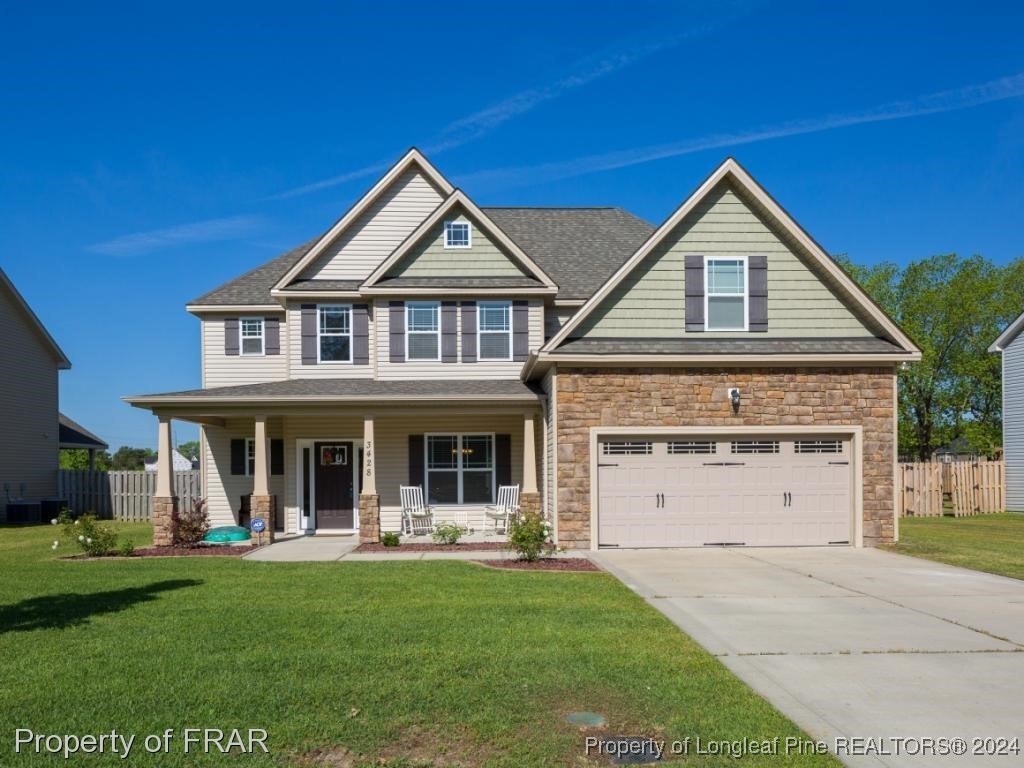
[318,305,352,363]
[425,434,494,505]
[731,440,779,454]
[444,220,471,248]
[794,439,843,454]
[239,317,264,356]
[706,258,747,331]
[245,438,256,476]
[478,300,512,360]
[601,441,653,456]
[667,441,716,455]
[406,301,440,361]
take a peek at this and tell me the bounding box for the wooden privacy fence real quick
[57,470,201,521]
[899,460,1004,517]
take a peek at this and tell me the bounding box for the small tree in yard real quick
[172,498,210,547]
[508,511,555,562]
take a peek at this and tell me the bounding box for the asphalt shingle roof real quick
[549,337,907,356]
[189,208,654,306]
[127,378,542,402]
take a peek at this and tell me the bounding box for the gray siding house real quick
[0,268,72,520]
[989,314,1024,511]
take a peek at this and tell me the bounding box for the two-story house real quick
[126,150,920,549]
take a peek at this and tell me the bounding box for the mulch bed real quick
[475,558,601,572]
[353,541,509,553]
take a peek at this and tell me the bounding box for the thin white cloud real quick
[87,214,264,257]
[458,70,1024,189]
[268,20,728,201]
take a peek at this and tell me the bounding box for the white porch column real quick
[522,412,538,494]
[362,415,376,495]
[252,416,270,497]
[155,415,174,498]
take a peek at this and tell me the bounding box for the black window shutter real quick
[230,439,246,475]
[495,434,512,487]
[512,300,529,361]
[684,255,705,332]
[224,318,240,355]
[389,301,405,363]
[441,301,457,362]
[461,301,477,362]
[300,304,317,365]
[270,439,284,475]
[408,434,424,487]
[353,303,370,364]
[265,317,280,355]
[748,255,768,332]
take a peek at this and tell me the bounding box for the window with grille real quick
[444,220,471,248]
[730,440,780,454]
[667,441,716,454]
[477,301,512,360]
[794,439,843,454]
[601,441,653,456]
[318,305,352,362]
[406,301,440,360]
[240,317,264,356]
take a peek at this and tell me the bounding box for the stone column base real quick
[152,496,178,547]
[250,494,276,545]
[519,491,541,518]
[359,494,381,543]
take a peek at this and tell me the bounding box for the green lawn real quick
[0,523,837,767]
[887,513,1024,580]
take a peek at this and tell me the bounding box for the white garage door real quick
[597,436,852,547]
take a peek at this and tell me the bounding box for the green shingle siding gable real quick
[387,213,531,279]
[573,182,874,338]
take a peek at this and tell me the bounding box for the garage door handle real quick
[703,461,746,466]
[828,461,849,465]
[598,463,619,467]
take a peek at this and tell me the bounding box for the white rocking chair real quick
[400,485,434,535]
[484,484,520,535]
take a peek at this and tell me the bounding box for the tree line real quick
[60,441,199,471]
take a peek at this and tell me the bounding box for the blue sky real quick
[2,0,1022,450]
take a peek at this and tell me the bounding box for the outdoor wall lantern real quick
[728,387,741,412]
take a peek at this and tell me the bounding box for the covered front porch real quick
[124,380,545,546]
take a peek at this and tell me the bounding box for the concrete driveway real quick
[592,547,1024,768]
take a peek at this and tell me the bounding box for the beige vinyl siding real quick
[574,181,874,338]
[202,314,288,388]
[285,301,375,379]
[387,212,531,278]
[545,305,578,340]
[542,368,557,523]
[0,289,59,517]
[201,419,286,527]
[376,298,543,380]
[301,169,445,281]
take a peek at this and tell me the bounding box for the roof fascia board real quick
[543,158,919,354]
[272,149,455,291]
[988,310,1024,352]
[187,304,285,314]
[361,190,558,289]
[359,286,556,296]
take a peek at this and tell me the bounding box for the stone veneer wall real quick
[554,367,896,549]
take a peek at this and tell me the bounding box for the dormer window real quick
[444,220,471,248]
[705,258,747,331]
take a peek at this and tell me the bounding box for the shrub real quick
[118,539,136,557]
[58,509,118,557]
[432,522,467,545]
[508,511,555,562]
[380,531,400,547]
[172,498,210,547]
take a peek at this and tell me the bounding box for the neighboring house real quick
[0,268,72,521]
[989,313,1024,511]
[126,150,920,548]
[144,449,195,472]
[58,413,109,468]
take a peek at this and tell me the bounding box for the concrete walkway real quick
[592,547,1024,768]
[244,534,589,562]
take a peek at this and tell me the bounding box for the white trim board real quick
[544,157,920,355]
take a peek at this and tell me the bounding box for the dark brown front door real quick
[315,442,354,529]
